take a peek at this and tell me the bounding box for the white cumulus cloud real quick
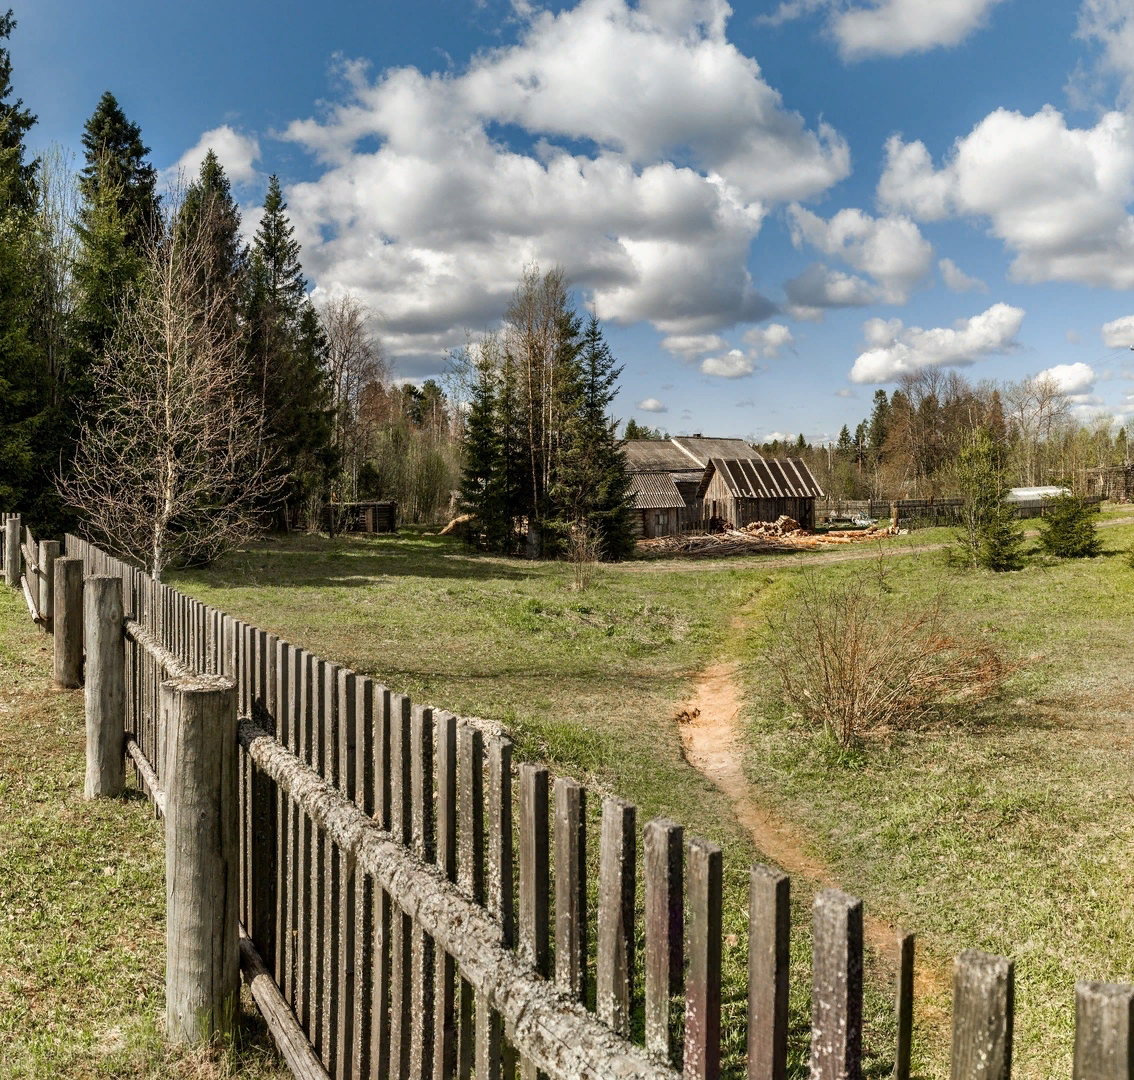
[279,0,851,367]
[938,257,987,293]
[877,106,1134,289]
[1102,314,1134,347]
[700,349,754,377]
[660,333,729,359]
[760,0,1004,60]
[784,263,877,321]
[1037,362,1097,396]
[165,125,262,188]
[788,204,933,304]
[638,397,668,413]
[849,302,1025,383]
[743,323,794,356]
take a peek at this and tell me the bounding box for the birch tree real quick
[62,188,279,580]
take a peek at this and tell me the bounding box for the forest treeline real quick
[756,369,1130,501]
[0,13,465,575]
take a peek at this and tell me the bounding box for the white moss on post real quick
[84,575,124,798]
[162,673,240,1043]
[54,557,84,688]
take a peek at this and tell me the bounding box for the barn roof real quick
[629,472,686,509]
[622,440,700,471]
[698,457,825,499]
[669,436,758,466]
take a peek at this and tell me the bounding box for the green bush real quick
[1037,494,1101,558]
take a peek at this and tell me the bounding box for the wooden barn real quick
[697,456,825,530]
[628,472,687,538]
[1083,464,1134,503]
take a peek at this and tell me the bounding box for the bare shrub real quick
[567,521,602,591]
[766,571,1006,747]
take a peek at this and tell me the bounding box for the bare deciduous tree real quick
[61,189,280,580]
[1004,373,1071,486]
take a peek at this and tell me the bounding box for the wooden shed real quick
[628,472,687,537]
[697,457,824,530]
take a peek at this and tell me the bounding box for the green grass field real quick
[7,504,1128,1077]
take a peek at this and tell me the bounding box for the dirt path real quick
[677,620,952,1007]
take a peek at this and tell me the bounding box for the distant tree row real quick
[458,266,635,560]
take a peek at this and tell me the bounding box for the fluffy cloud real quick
[743,323,794,356]
[788,205,933,304]
[1075,0,1134,106]
[638,397,668,412]
[784,263,877,321]
[1102,314,1134,347]
[660,333,729,359]
[166,125,262,188]
[877,106,1134,289]
[1037,362,1097,396]
[849,302,1025,383]
[760,0,1004,60]
[700,349,754,377]
[281,0,850,366]
[938,257,987,293]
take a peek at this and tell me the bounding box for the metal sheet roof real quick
[622,440,700,471]
[699,457,825,499]
[629,472,687,509]
[670,436,758,467]
[1005,486,1070,502]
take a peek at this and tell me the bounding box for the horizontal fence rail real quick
[1,519,1132,1078]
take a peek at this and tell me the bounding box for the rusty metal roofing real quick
[699,457,825,499]
[629,472,687,509]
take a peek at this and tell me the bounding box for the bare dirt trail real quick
[678,616,952,1008]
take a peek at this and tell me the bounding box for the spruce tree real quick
[459,357,509,549]
[956,428,1023,571]
[246,175,335,522]
[554,314,635,559]
[867,389,889,459]
[1037,493,1101,558]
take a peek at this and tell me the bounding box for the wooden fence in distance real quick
[4,519,1134,1078]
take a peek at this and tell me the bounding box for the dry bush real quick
[567,521,602,591]
[766,571,1006,747]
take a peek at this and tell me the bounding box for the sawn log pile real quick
[636,515,903,558]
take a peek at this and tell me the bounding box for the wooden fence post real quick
[162,673,240,1043]
[811,889,863,1080]
[4,515,19,588]
[644,818,682,1062]
[84,575,124,798]
[895,931,914,1080]
[597,797,636,1037]
[950,950,1013,1080]
[53,557,84,688]
[38,540,59,632]
[685,837,722,1080]
[748,865,790,1080]
[1074,981,1134,1080]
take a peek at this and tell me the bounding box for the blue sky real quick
[13,0,1134,440]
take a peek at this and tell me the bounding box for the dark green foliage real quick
[867,389,889,458]
[623,418,668,440]
[459,357,510,550]
[0,9,35,209]
[245,176,335,519]
[1037,494,1101,558]
[836,424,852,453]
[554,314,634,560]
[955,428,1024,571]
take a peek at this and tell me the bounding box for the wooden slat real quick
[519,764,550,977]
[457,724,484,1080]
[811,889,863,1080]
[555,778,587,1003]
[950,950,1012,1080]
[644,818,682,1061]
[597,797,636,1037]
[321,661,341,1070]
[487,737,514,946]
[748,865,789,1080]
[895,931,914,1080]
[435,712,458,1080]
[310,658,328,1064]
[684,838,722,1080]
[389,694,413,1080]
[410,703,436,1079]
[277,640,292,996]
[374,684,392,829]
[1073,981,1134,1080]
[336,669,358,1079]
[351,676,375,1080]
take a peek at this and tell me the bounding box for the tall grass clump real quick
[766,570,1007,747]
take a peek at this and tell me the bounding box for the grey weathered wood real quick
[335,669,357,1079]
[435,712,458,1080]
[811,889,863,1080]
[488,737,514,947]
[390,692,414,1080]
[411,703,436,1079]
[37,540,59,632]
[748,865,789,1080]
[374,684,392,828]
[84,575,125,798]
[555,778,587,1004]
[162,673,239,1043]
[644,818,681,1061]
[950,950,1013,1080]
[458,723,483,1080]
[519,763,550,978]
[3,515,19,587]
[477,993,505,1080]
[240,925,331,1080]
[53,557,84,688]
[321,660,341,1070]
[353,677,375,1080]
[685,837,722,1080]
[371,876,393,1080]
[895,931,914,1080]
[239,718,682,1080]
[391,693,413,844]
[1074,982,1134,1080]
[277,641,293,996]
[597,797,636,1037]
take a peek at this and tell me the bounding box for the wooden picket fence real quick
[3,514,1134,1079]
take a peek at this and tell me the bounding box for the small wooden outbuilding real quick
[628,472,687,538]
[697,457,825,530]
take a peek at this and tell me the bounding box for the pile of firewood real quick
[636,518,904,558]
